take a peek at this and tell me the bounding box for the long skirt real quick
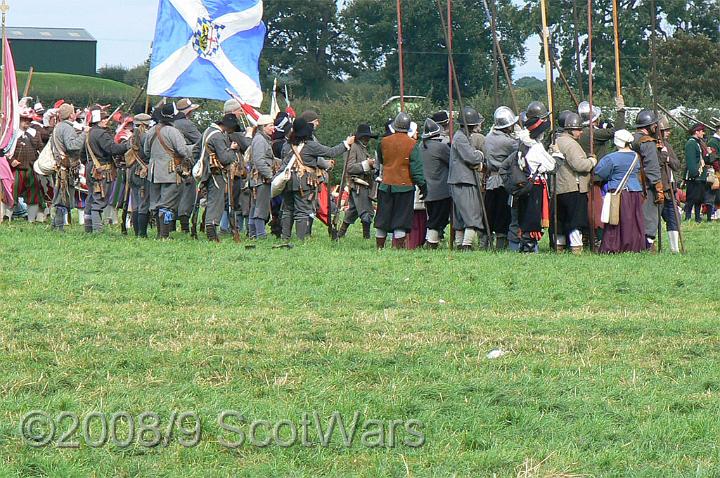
[407,209,427,249]
[600,191,646,253]
[13,169,45,206]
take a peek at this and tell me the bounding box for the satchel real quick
[601,153,639,225]
[34,132,64,176]
[601,192,621,225]
[192,129,221,182]
[271,144,304,198]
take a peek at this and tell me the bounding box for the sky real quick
[10,0,544,80]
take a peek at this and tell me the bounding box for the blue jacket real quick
[594,151,642,192]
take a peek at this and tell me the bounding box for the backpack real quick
[501,147,534,197]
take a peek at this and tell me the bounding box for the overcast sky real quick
[10,0,543,79]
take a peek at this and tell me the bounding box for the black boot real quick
[338,222,350,238]
[137,213,149,238]
[132,212,139,237]
[179,215,190,233]
[84,214,93,233]
[206,224,220,242]
[362,221,371,239]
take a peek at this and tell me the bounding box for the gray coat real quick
[420,138,450,201]
[250,130,274,187]
[143,124,190,184]
[484,129,518,190]
[199,125,237,180]
[448,129,484,186]
[632,132,662,187]
[174,115,202,146]
[54,120,85,161]
[281,140,343,191]
[344,141,374,186]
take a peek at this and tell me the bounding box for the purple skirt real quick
[408,210,427,250]
[600,191,646,253]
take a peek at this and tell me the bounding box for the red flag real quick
[0,37,20,208]
[316,183,331,225]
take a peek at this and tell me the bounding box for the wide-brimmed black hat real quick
[291,118,314,141]
[354,123,377,139]
[218,113,240,132]
[159,103,176,123]
[431,110,450,125]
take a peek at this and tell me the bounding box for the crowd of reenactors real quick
[4,94,719,254]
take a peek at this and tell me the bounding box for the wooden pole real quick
[540,0,554,127]
[587,0,596,252]
[447,0,454,251]
[650,0,661,252]
[572,0,584,99]
[396,0,405,111]
[481,0,518,113]
[611,0,622,100]
[550,42,580,107]
[490,0,500,108]
[22,66,33,98]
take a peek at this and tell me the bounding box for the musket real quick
[120,172,130,235]
[677,110,712,130]
[656,131,686,253]
[127,83,147,114]
[437,0,492,242]
[227,155,241,243]
[190,185,201,239]
[332,149,351,235]
[657,104,689,131]
[22,66,34,98]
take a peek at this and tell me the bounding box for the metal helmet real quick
[526,101,550,121]
[557,110,573,130]
[493,106,518,130]
[458,106,483,126]
[563,112,583,130]
[578,100,602,125]
[421,118,442,139]
[658,115,671,131]
[392,112,411,133]
[634,109,659,129]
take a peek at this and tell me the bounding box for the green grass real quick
[16,71,139,105]
[1,220,719,477]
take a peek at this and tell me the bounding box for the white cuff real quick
[343,140,350,150]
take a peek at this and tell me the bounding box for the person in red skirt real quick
[594,130,646,253]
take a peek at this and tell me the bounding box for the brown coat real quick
[379,133,416,186]
[12,129,42,170]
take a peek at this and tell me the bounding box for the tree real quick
[98,65,129,83]
[656,33,720,102]
[262,0,354,97]
[341,0,534,102]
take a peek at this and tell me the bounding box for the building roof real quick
[7,27,95,42]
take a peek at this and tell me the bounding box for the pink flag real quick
[0,37,19,208]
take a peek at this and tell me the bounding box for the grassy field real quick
[1,220,719,477]
[16,72,139,106]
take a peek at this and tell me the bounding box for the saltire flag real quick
[148,0,266,106]
[0,36,19,208]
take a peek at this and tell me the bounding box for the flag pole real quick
[396,0,405,111]
[1,0,8,117]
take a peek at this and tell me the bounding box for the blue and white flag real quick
[148,0,266,106]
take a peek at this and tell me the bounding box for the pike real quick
[540,0,554,127]
[612,0,623,102]
[22,66,33,98]
[396,0,405,111]
[549,41,580,108]
[437,0,491,242]
[587,0,597,252]
[650,0,661,252]
[481,0,518,113]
